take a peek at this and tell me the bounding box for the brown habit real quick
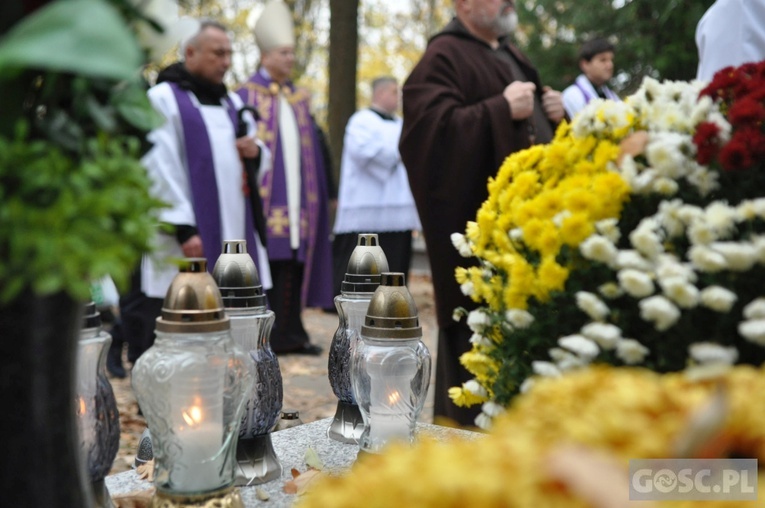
[399,18,557,424]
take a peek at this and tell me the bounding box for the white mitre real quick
[254,0,296,52]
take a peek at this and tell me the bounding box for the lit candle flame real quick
[388,390,401,405]
[77,397,86,416]
[182,405,204,427]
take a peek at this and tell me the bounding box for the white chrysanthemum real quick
[504,309,534,329]
[709,242,758,272]
[548,347,587,371]
[619,154,639,184]
[598,282,623,299]
[474,412,493,431]
[687,164,719,197]
[632,168,659,194]
[451,232,473,257]
[752,235,765,264]
[580,322,621,350]
[736,200,759,222]
[751,198,765,219]
[657,199,686,237]
[469,333,493,348]
[466,309,491,331]
[688,221,717,245]
[571,99,635,139]
[532,361,561,378]
[616,250,654,271]
[576,291,610,321]
[481,401,505,418]
[509,227,523,242]
[705,202,738,237]
[677,204,705,225]
[579,235,618,266]
[699,286,737,313]
[460,281,474,296]
[519,377,535,394]
[630,224,663,259]
[645,132,692,179]
[616,338,649,365]
[688,245,727,272]
[639,295,681,331]
[656,255,697,284]
[553,210,572,228]
[618,268,655,298]
[738,319,765,346]
[463,379,488,398]
[558,334,600,360]
[595,218,621,244]
[689,342,738,365]
[743,298,765,319]
[659,276,699,309]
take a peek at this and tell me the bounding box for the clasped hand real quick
[503,81,564,123]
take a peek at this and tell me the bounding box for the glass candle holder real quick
[328,234,389,443]
[76,301,120,508]
[132,259,253,506]
[351,273,431,454]
[213,240,283,485]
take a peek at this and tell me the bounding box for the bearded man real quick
[399,0,565,426]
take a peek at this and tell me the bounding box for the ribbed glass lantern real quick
[132,258,253,507]
[327,234,389,443]
[212,240,283,485]
[76,301,120,507]
[351,273,431,454]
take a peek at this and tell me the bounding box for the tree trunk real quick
[328,0,359,184]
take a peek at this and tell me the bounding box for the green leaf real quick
[0,0,142,81]
[112,81,165,131]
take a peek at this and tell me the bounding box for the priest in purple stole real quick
[110,20,273,366]
[236,0,333,356]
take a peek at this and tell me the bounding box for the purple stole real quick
[170,83,261,274]
[236,74,333,308]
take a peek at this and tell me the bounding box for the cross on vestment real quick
[267,208,290,235]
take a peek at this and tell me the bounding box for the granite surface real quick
[106,417,482,507]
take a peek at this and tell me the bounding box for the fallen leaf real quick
[304,447,324,471]
[283,468,324,495]
[255,487,270,501]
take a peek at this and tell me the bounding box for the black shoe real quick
[107,344,127,379]
[276,343,323,356]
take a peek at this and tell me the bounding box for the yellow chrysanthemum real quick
[297,366,765,508]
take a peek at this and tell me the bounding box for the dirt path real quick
[108,273,437,474]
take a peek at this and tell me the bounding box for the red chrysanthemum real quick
[719,136,753,171]
[692,121,721,165]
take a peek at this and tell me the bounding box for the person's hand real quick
[542,86,565,123]
[503,81,536,120]
[181,234,204,257]
[236,136,260,159]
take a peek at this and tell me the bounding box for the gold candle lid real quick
[156,258,230,333]
[361,272,421,340]
[341,234,390,294]
[212,240,267,308]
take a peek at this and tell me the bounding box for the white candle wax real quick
[172,421,224,492]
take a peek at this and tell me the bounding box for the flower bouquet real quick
[296,365,765,508]
[449,61,765,427]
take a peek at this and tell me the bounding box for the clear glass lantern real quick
[351,273,431,454]
[76,301,120,507]
[132,258,254,507]
[328,233,389,443]
[212,240,283,485]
